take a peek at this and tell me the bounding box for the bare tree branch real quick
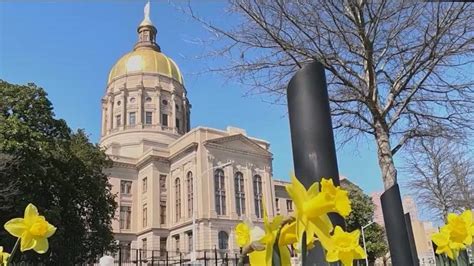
[402,138,473,222]
[185,0,474,189]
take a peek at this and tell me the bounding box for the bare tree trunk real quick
[374,121,397,190]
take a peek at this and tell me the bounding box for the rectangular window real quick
[286,199,293,211]
[142,238,147,253]
[187,232,193,253]
[253,176,263,218]
[187,173,193,218]
[175,235,180,252]
[176,118,180,130]
[215,170,226,215]
[145,112,152,125]
[129,112,136,125]
[120,242,131,262]
[162,113,168,126]
[116,114,122,127]
[160,175,167,192]
[142,177,147,193]
[120,180,132,194]
[119,206,131,229]
[235,173,245,216]
[160,201,166,225]
[142,204,147,227]
[160,237,167,257]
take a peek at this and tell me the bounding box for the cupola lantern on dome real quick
[107,1,184,85]
[135,1,160,52]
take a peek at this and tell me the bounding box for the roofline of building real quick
[169,126,270,149]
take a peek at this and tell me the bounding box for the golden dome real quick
[108,48,184,84]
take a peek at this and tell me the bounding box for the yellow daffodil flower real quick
[445,210,473,247]
[306,178,352,218]
[235,220,265,248]
[432,227,459,260]
[247,204,293,266]
[4,204,56,254]
[0,246,10,266]
[432,210,474,260]
[249,213,283,266]
[285,175,343,250]
[324,226,366,266]
[279,221,297,247]
[235,223,251,247]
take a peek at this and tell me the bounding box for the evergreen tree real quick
[0,80,117,265]
[341,181,388,265]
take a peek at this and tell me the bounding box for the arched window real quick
[214,169,226,215]
[234,172,245,216]
[175,178,181,221]
[187,171,193,218]
[218,231,229,250]
[253,175,263,218]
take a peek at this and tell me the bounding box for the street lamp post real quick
[361,221,375,266]
[191,161,233,264]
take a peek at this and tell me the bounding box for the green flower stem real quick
[272,234,281,266]
[7,238,20,264]
[302,233,307,266]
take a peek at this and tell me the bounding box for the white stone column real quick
[246,166,255,220]
[156,88,161,126]
[181,163,187,220]
[171,93,176,130]
[101,99,106,136]
[262,170,272,217]
[208,155,217,218]
[229,166,238,219]
[265,165,276,217]
[137,88,143,126]
[107,94,114,133]
[170,171,176,225]
[121,90,127,129]
[182,93,187,132]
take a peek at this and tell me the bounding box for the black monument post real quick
[287,61,416,265]
[381,185,416,265]
[287,61,343,264]
[404,213,420,266]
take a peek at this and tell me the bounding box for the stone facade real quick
[99,4,289,261]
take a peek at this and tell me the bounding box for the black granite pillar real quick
[381,185,415,265]
[287,61,343,264]
[404,213,420,266]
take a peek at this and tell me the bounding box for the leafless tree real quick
[403,138,473,221]
[450,152,474,211]
[187,0,474,190]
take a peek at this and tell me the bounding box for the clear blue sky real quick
[0,1,397,195]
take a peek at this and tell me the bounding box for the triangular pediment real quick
[204,134,272,157]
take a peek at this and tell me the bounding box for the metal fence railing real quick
[95,247,244,266]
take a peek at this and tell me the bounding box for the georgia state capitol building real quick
[99,2,294,260]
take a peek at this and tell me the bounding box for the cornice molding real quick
[136,154,169,170]
[204,134,272,159]
[111,161,136,170]
[206,142,271,160]
[136,227,170,236]
[169,142,198,163]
